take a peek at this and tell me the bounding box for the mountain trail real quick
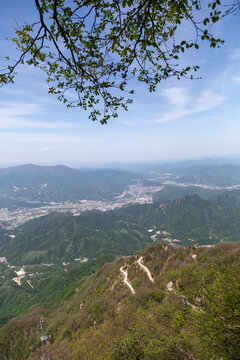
[137,256,154,283]
[120,265,135,294]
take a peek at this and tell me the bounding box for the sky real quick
[0,1,240,167]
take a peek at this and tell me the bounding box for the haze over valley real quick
[2,161,240,230]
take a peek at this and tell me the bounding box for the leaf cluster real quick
[1,0,235,123]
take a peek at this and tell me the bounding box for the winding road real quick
[120,266,135,294]
[137,256,154,283]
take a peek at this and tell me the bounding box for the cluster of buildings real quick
[0,183,163,230]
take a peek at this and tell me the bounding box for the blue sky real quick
[0,1,240,167]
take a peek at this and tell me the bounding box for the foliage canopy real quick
[1,0,239,123]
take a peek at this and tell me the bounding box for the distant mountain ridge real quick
[1,163,240,205]
[170,164,240,186]
[0,164,71,173]
[0,164,137,202]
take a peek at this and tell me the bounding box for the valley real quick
[0,182,162,230]
[2,163,240,231]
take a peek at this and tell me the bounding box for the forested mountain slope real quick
[1,241,240,360]
[0,255,113,327]
[1,211,150,265]
[0,211,150,326]
[120,193,240,244]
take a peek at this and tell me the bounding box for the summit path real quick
[120,266,135,294]
[137,256,154,283]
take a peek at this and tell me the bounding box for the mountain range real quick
[0,164,137,203]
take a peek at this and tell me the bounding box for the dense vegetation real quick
[0,209,152,326]
[0,211,150,265]
[120,192,240,244]
[152,184,225,202]
[0,255,113,327]
[1,241,240,359]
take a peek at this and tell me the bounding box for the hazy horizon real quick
[1,155,240,170]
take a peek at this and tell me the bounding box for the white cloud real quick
[230,49,240,61]
[156,59,240,124]
[0,88,58,105]
[157,89,227,123]
[0,102,76,130]
[0,102,41,118]
[162,87,190,107]
[195,90,227,112]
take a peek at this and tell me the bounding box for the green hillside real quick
[0,255,113,327]
[0,211,151,326]
[152,184,226,202]
[1,211,150,265]
[120,193,240,244]
[1,241,240,359]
